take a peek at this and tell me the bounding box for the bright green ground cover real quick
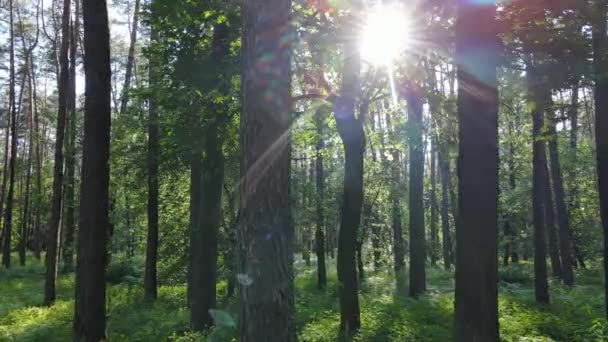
[1,256,606,341]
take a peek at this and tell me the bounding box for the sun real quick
[360,4,411,66]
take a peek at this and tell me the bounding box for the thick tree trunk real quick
[144,25,160,302]
[592,0,608,320]
[406,83,426,297]
[546,106,574,285]
[529,65,550,305]
[315,109,327,289]
[44,0,70,304]
[63,2,79,273]
[119,0,140,114]
[72,0,111,337]
[239,0,294,340]
[453,3,499,341]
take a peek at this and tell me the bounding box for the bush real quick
[106,261,142,284]
[499,264,531,284]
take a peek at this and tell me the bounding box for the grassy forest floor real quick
[1,255,607,341]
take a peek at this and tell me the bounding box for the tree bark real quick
[546,104,574,285]
[406,83,426,297]
[72,0,111,337]
[592,0,608,320]
[315,109,327,290]
[430,136,438,267]
[529,64,550,305]
[453,3,499,341]
[238,0,294,339]
[44,0,70,304]
[144,24,160,302]
[545,161,562,278]
[438,148,452,270]
[63,0,79,273]
[119,0,140,114]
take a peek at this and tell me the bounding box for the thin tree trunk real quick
[144,25,160,302]
[406,82,426,297]
[453,3,499,340]
[529,64,550,305]
[63,0,79,273]
[239,0,294,339]
[592,0,608,320]
[73,0,111,336]
[438,148,452,270]
[315,109,327,290]
[430,136,438,267]
[545,161,562,279]
[44,0,70,304]
[119,0,140,114]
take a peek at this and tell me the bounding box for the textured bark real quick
[438,149,452,270]
[333,12,363,335]
[545,162,562,279]
[453,3,499,341]
[72,0,111,337]
[547,106,574,285]
[144,25,160,302]
[315,109,327,289]
[189,21,229,331]
[44,0,70,304]
[592,0,608,320]
[239,0,294,340]
[406,83,426,297]
[1,0,16,268]
[63,0,79,273]
[119,0,140,114]
[529,65,550,305]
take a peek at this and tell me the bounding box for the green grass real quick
[1,256,607,341]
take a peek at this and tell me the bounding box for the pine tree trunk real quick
[315,109,327,290]
[119,0,140,114]
[453,3,499,340]
[430,137,438,267]
[438,148,452,270]
[545,161,562,279]
[44,0,70,304]
[592,0,608,320]
[239,0,294,339]
[144,25,160,302]
[72,0,111,336]
[31,53,42,261]
[546,106,574,285]
[529,64,550,305]
[406,83,426,297]
[63,1,79,273]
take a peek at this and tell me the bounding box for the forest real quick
[0,0,608,340]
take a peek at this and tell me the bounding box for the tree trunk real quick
[119,0,140,114]
[545,162,562,279]
[406,83,426,297]
[546,105,574,285]
[44,0,70,304]
[144,25,160,302]
[63,0,79,273]
[453,3,499,341]
[529,64,550,305]
[315,109,327,289]
[438,148,452,270]
[2,0,16,268]
[333,13,363,335]
[189,21,229,331]
[592,0,608,320]
[430,137,438,267]
[72,0,111,337]
[238,0,294,340]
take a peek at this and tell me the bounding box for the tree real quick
[315,109,327,290]
[406,81,426,297]
[453,2,499,341]
[529,62,550,304]
[238,0,294,339]
[591,0,608,319]
[119,0,140,114]
[72,0,111,337]
[44,0,70,305]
